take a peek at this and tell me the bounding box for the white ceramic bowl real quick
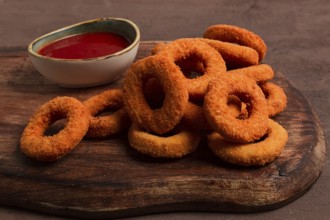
[28,17,140,88]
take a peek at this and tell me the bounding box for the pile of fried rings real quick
[20,24,288,166]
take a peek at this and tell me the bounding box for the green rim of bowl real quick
[28,17,140,62]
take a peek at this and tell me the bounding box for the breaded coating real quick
[83,89,131,138]
[20,96,90,162]
[123,55,189,135]
[228,64,274,82]
[259,82,287,117]
[128,123,201,158]
[204,24,267,61]
[204,74,268,143]
[208,119,288,166]
[151,38,227,98]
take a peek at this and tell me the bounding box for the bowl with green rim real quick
[28,17,140,88]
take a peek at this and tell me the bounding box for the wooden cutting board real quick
[0,42,326,219]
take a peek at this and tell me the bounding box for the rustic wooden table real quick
[0,0,329,219]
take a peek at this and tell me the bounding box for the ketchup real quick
[38,32,130,59]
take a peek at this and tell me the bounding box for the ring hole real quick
[94,104,122,117]
[262,88,270,99]
[175,54,205,79]
[237,102,249,119]
[143,77,165,109]
[229,93,253,119]
[95,110,116,117]
[189,96,204,106]
[227,95,242,118]
[44,119,67,136]
[253,133,269,143]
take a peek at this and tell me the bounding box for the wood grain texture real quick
[0,42,326,219]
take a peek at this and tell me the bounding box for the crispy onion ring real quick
[128,123,201,158]
[152,39,259,69]
[83,89,131,138]
[204,74,268,143]
[198,38,259,69]
[152,38,227,97]
[123,55,189,135]
[228,64,274,83]
[259,82,287,117]
[203,24,267,61]
[207,119,288,166]
[20,96,90,162]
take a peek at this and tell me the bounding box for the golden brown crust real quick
[259,82,288,117]
[228,64,274,82]
[83,89,131,138]
[20,96,90,162]
[207,119,288,166]
[203,24,267,61]
[227,95,245,118]
[204,74,268,143]
[151,38,227,98]
[128,123,201,158]
[198,38,259,69]
[182,101,212,131]
[151,42,167,55]
[153,39,259,69]
[123,55,189,135]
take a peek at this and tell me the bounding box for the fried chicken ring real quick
[20,96,90,162]
[123,55,189,135]
[228,64,274,83]
[128,123,201,158]
[83,89,131,138]
[204,74,268,143]
[207,119,288,166]
[259,82,287,117]
[152,38,227,98]
[203,24,267,61]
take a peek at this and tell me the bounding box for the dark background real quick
[0,0,329,219]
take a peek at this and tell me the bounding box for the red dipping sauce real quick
[38,32,130,59]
